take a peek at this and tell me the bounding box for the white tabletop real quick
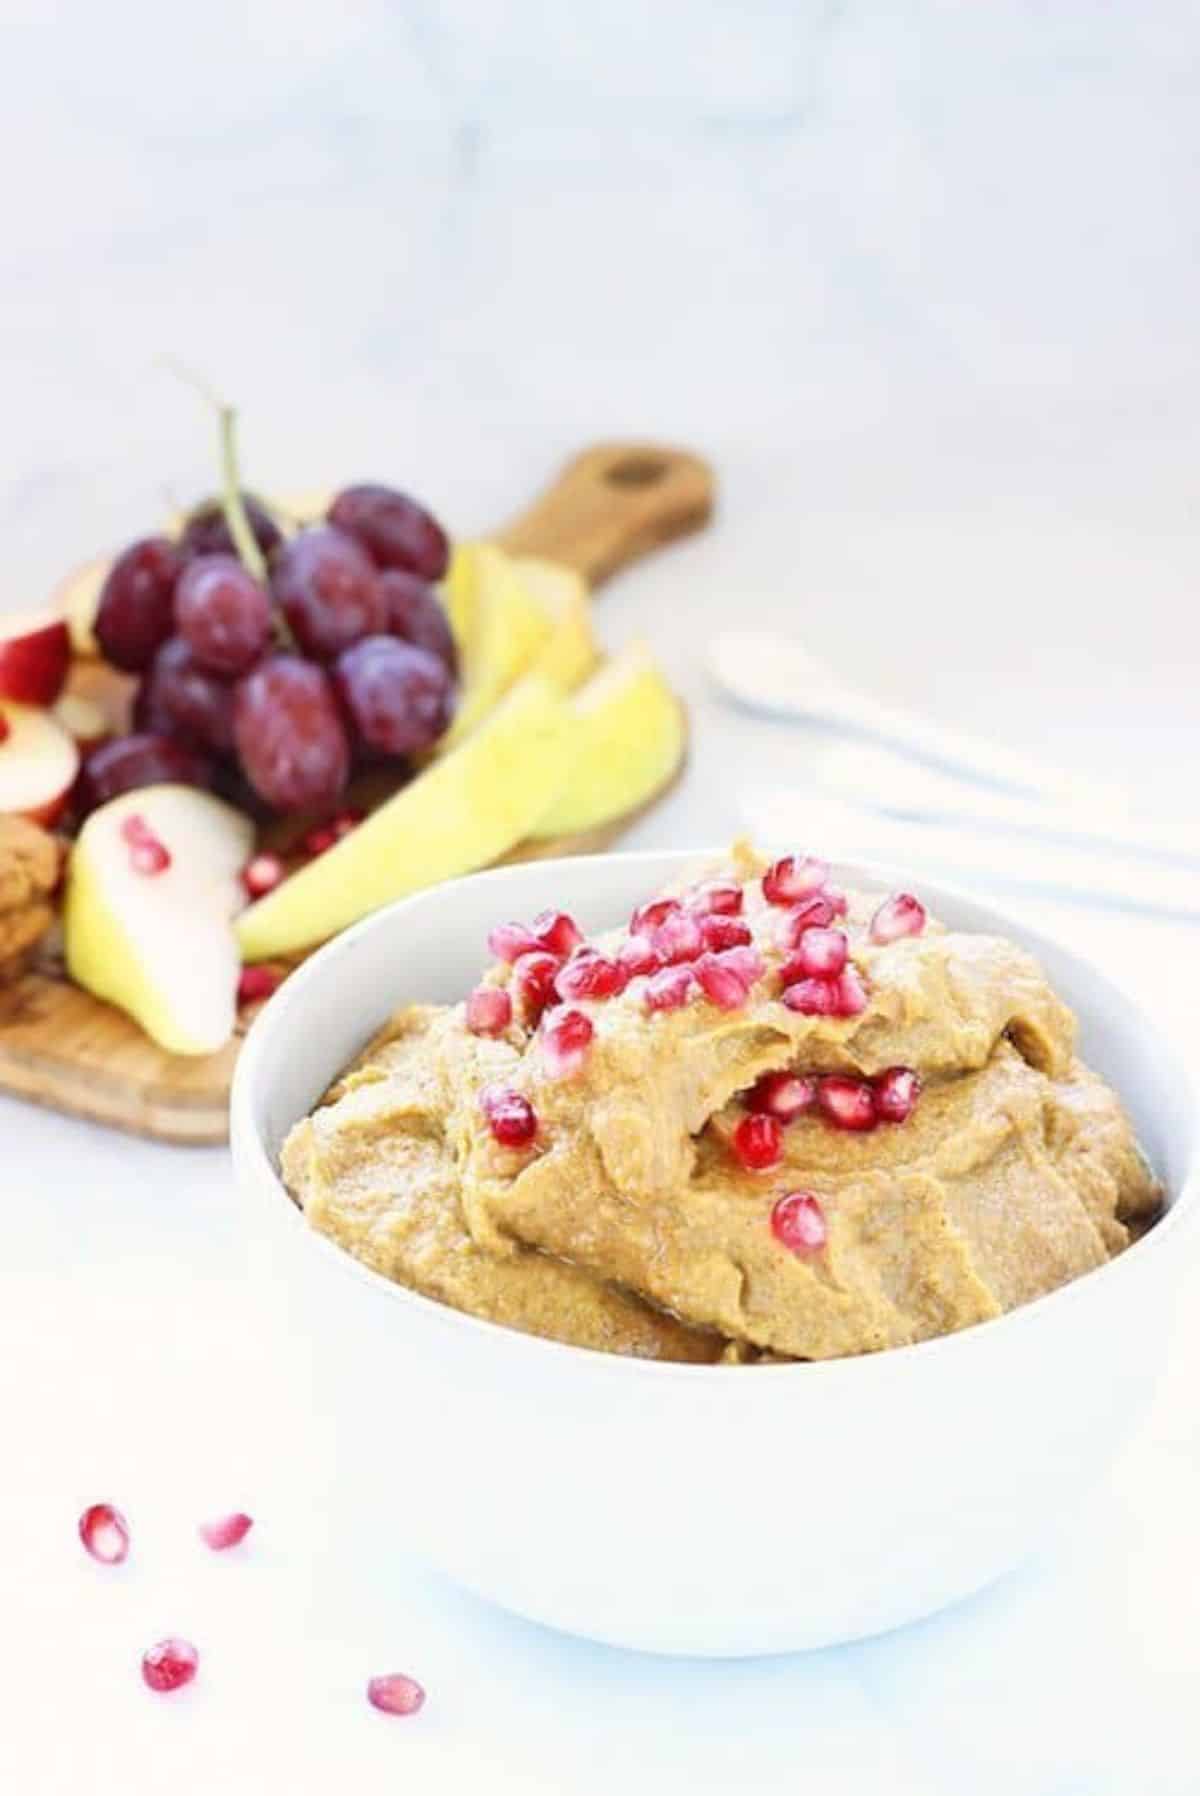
[3,5,1200,1791]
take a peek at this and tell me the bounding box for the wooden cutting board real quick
[0,441,714,1145]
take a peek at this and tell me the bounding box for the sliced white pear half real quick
[439,543,553,749]
[528,641,685,839]
[512,555,599,693]
[65,785,255,1056]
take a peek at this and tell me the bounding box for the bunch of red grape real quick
[86,486,457,815]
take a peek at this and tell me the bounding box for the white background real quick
[2,3,1199,1790]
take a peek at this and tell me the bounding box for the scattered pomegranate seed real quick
[643,965,695,1012]
[690,881,744,917]
[541,1007,594,1076]
[762,856,830,906]
[816,1076,877,1131]
[241,851,285,900]
[693,952,750,1011]
[771,1191,828,1256]
[870,893,927,944]
[121,815,171,876]
[715,944,764,986]
[238,965,280,1006]
[511,950,562,1023]
[698,913,753,951]
[330,807,364,840]
[302,823,338,858]
[141,1637,198,1695]
[630,897,680,937]
[732,1112,784,1171]
[651,910,704,965]
[555,947,627,1001]
[617,934,660,979]
[78,1502,130,1565]
[777,892,842,947]
[486,921,541,964]
[198,1512,254,1552]
[874,1065,921,1123]
[481,1086,538,1147]
[781,977,840,1017]
[788,927,849,979]
[531,908,583,958]
[466,985,513,1036]
[747,1070,817,1122]
[120,813,152,845]
[367,1674,426,1718]
[833,966,869,1016]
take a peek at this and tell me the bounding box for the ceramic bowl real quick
[230,852,1197,1656]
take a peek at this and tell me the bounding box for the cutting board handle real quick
[495,441,714,587]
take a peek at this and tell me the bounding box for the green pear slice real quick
[237,674,573,961]
[65,785,255,1056]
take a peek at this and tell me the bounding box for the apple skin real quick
[0,613,71,706]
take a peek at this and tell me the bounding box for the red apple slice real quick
[0,701,79,826]
[0,609,71,706]
[52,556,110,659]
[53,692,110,750]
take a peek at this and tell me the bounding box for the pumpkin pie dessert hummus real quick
[281,843,1161,1363]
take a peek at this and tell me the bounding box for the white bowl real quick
[230,852,1198,1656]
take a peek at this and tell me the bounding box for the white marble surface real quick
[2,4,1200,1791]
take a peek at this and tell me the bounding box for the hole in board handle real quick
[604,454,669,489]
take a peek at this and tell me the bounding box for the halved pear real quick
[53,556,110,659]
[65,786,255,1056]
[528,642,685,840]
[513,556,599,692]
[237,674,573,961]
[439,544,553,750]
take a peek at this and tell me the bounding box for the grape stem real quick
[217,406,268,584]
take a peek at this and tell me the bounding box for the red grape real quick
[95,537,183,672]
[180,493,282,562]
[77,732,213,814]
[380,569,458,676]
[333,635,454,758]
[233,654,350,811]
[175,553,272,675]
[328,485,449,581]
[141,637,235,754]
[271,526,386,662]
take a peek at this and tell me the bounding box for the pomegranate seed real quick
[555,947,627,1001]
[651,910,704,965]
[781,977,840,1016]
[511,950,562,1023]
[141,1637,198,1694]
[238,965,280,1005]
[367,1673,426,1717]
[241,852,285,900]
[787,927,848,979]
[198,1512,254,1551]
[777,893,840,946]
[541,1007,594,1076]
[482,1086,538,1147]
[120,813,153,845]
[832,966,869,1016]
[715,944,764,986]
[762,856,830,906]
[302,823,338,858]
[466,985,512,1036]
[78,1502,130,1565]
[130,837,171,875]
[874,1065,921,1123]
[486,921,541,964]
[690,881,744,917]
[531,908,583,958]
[732,1112,783,1171]
[747,1070,817,1122]
[643,965,695,1012]
[693,952,750,1011]
[771,1191,827,1256]
[330,807,364,840]
[870,893,927,944]
[630,897,680,937]
[617,934,660,978]
[816,1076,877,1131]
[698,913,753,951]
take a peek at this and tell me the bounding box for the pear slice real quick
[237,674,573,961]
[65,785,255,1056]
[512,556,600,692]
[439,544,554,750]
[528,642,685,840]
